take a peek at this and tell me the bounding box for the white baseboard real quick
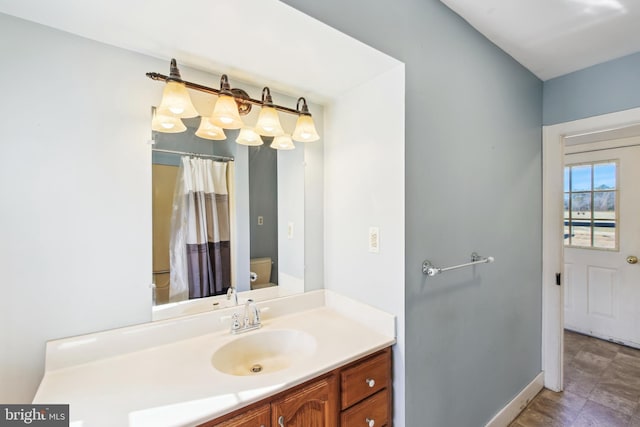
[485,372,544,427]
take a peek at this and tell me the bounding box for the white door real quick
[564,140,640,347]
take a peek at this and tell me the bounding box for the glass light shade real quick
[211,95,243,129]
[195,117,226,140]
[152,111,187,133]
[292,115,320,142]
[271,134,295,150]
[255,106,284,136]
[235,127,263,146]
[157,81,198,118]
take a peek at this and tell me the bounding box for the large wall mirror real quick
[150,81,321,320]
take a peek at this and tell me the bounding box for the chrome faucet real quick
[230,299,261,334]
[226,286,238,306]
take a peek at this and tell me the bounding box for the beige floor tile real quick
[570,400,630,426]
[512,331,640,427]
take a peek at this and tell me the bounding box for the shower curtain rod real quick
[151,148,234,162]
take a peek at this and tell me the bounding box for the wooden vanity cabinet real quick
[340,348,392,427]
[200,375,337,427]
[271,374,338,427]
[201,347,391,427]
[207,404,270,427]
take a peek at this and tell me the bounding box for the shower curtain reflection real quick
[169,157,232,302]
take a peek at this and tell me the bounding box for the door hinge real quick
[555,273,562,286]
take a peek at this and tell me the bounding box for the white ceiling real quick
[0,0,400,103]
[440,0,640,80]
[3,0,636,85]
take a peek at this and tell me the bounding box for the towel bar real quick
[422,252,494,277]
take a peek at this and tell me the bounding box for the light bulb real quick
[157,81,198,118]
[152,110,186,133]
[270,134,295,150]
[256,106,284,136]
[236,127,263,146]
[292,114,320,142]
[195,117,226,140]
[211,95,243,129]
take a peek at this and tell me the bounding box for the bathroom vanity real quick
[33,290,395,427]
[203,347,392,426]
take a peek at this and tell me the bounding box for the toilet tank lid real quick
[250,257,272,264]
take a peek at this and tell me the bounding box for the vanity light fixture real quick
[195,117,226,140]
[292,97,320,142]
[255,87,285,136]
[156,59,199,119]
[270,134,295,150]
[152,108,187,133]
[146,59,321,149]
[210,75,244,129]
[235,127,264,146]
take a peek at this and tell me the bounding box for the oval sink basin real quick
[212,329,317,376]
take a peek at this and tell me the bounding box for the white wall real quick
[304,116,325,292]
[0,14,155,402]
[324,65,406,426]
[277,144,305,291]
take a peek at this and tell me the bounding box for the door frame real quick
[542,107,640,391]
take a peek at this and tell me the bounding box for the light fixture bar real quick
[146,72,299,115]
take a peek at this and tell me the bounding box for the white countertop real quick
[33,290,396,427]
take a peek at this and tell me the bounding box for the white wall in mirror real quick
[0,1,405,420]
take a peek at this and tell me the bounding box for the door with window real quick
[564,141,640,347]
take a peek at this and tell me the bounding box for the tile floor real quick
[510,330,640,426]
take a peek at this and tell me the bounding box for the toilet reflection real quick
[250,257,275,290]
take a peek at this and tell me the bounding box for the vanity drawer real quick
[341,349,390,409]
[341,389,389,427]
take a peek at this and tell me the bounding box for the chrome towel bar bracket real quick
[422,252,495,277]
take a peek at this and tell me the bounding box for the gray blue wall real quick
[249,145,279,283]
[282,1,543,425]
[544,52,640,125]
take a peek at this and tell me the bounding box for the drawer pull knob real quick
[278,415,285,427]
[365,378,375,388]
[366,418,375,427]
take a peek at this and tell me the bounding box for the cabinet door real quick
[271,375,338,427]
[204,403,270,427]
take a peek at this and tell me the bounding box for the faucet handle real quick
[253,304,261,325]
[230,313,241,332]
[244,299,261,326]
[226,286,239,305]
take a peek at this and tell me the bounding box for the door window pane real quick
[571,225,592,248]
[594,223,616,249]
[571,165,592,191]
[564,160,618,250]
[571,193,591,217]
[593,191,615,217]
[594,162,616,190]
